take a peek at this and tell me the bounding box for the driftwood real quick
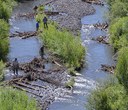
[93,22,108,30]
[101,64,115,74]
[12,84,42,97]
[44,11,59,16]
[91,36,109,45]
[15,12,36,19]
[82,0,104,6]
[10,31,39,39]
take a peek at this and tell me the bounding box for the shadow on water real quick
[48,4,115,110]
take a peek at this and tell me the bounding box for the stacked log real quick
[10,31,39,39]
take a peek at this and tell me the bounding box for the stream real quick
[48,4,115,110]
[7,0,115,110]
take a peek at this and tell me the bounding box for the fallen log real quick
[21,80,47,89]
[14,82,38,90]
[12,84,42,97]
[10,31,40,39]
[44,11,59,16]
[91,36,109,45]
[101,64,115,74]
[93,22,108,30]
[16,12,36,19]
[82,0,104,6]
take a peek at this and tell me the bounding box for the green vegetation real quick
[116,47,128,91]
[0,19,9,60]
[37,13,85,69]
[0,61,5,81]
[87,81,128,110]
[65,77,75,89]
[108,0,128,50]
[0,87,39,110]
[0,0,16,60]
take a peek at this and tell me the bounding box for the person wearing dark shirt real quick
[43,17,48,29]
[12,58,19,75]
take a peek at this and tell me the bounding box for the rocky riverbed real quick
[46,0,95,32]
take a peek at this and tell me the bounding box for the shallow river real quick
[8,1,115,110]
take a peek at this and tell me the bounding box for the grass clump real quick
[65,78,75,89]
[68,67,77,76]
[0,87,40,110]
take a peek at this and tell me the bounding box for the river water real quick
[48,4,115,110]
[8,1,115,110]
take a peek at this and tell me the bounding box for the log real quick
[21,80,47,89]
[10,31,38,39]
[44,11,59,16]
[14,82,37,91]
[12,84,42,97]
[101,64,115,74]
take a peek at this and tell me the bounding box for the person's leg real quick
[44,23,45,28]
[46,23,48,29]
[16,68,18,76]
[13,69,16,75]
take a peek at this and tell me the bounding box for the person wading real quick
[43,16,48,29]
[12,58,19,76]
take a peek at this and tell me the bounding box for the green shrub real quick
[109,17,128,49]
[0,0,15,21]
[116,47,128,91]
[0,19,9,60]
[0,61,4,81]
[87,81,128,110]
[0,87,39,110]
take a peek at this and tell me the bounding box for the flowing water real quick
[7,1,115,110]
[48,4,115,110]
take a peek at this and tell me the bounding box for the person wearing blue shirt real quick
[36,21,39,31]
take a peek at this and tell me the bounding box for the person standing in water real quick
[12,58,19,76]
[36,21,39,31]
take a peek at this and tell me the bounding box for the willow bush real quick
[107,0,128,50]
[87,81,128,110]
[116,47,128,91]
[37,13,85,69]
[0,87,39,110]
[0,19,9,60]
[0,61,4,81]
[109,17,128,49]
[0,0,16,60]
